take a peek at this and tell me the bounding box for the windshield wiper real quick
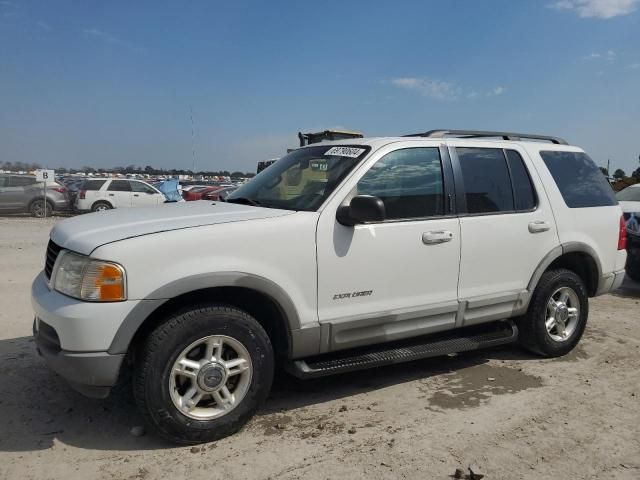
[224,197,262,207]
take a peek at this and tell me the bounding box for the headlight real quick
[53,251,126,302]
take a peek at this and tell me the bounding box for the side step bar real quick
[286,321,518,379]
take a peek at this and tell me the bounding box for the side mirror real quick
[337,195,386,226]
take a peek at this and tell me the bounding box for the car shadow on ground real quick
[610,277,640,299]
[0,335,540,453]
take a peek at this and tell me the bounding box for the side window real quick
[0,176,7,187]
[540,151,617,208]
[457,148,514,214]
[82,180,107,191]
[9,176,37,187]
[357,147,445,219]
[131,181,157,194]
[505,150,536,211]
[107,180,132,192]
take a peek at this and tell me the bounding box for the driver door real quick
[316,143,461,352]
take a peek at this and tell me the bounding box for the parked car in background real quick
[616,184,640,281]
[202,185,237,201]
[75,178,165,212]
[0,173,69,217]
[59,177,85,209]
[182,185,222,201]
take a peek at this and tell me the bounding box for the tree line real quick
[0,161,256,178]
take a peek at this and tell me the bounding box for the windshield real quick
[227,145,370,211]
[616,187,640,202]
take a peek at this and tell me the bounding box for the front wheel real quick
[517,268,589,357]
[133,304,274,444]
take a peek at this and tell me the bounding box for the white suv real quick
[75,178,165,212]
[32,130,627,444]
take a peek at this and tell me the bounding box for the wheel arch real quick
[91,199,113,210]
[108,272,303,361]
[28,197,55,212]
[528,243,601,298]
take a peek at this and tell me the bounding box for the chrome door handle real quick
[529,221,550,233]
[422,230,453,245]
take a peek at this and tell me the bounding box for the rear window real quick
[82,180,107,191]
[540,151,617,208]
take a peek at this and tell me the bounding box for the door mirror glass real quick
[337,195,386,226]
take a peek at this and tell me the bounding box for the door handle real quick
[133,194,139,197]
[108,193,114,196]
[422,230,453,245]
[528,221,550,233]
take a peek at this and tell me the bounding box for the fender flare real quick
[107,272,301,355]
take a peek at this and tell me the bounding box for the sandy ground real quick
[0,215,638,480]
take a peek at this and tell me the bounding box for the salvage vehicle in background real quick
[0,173,69,217]
[616,184,640,280]
[202,185,237,201]
[75,178,165,212]
[32,130,626,444]
[182,185,222,201]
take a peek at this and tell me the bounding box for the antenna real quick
[189,106,197,174]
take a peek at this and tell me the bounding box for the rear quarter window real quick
[539,151,617,208]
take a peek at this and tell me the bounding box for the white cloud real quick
[82,28,142,53]
[37,20,50,31]
[391,77,462,101]
[585,50,616,63]
[391,78,506,101]
[628,63,640,69]
[549,0,639,18]
[585,52,602,59]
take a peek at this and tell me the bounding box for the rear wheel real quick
[133,304,274,444]
[517,269,588,357]
[30,199,53,218]
[91,201,112,212]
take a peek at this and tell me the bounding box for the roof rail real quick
[403,129,568,145]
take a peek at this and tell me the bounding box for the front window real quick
[227,145,370,211]
[616,187,640,202]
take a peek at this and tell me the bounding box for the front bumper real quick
[33,318,124,398]
[31,271,139,398]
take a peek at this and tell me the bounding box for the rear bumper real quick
[33,318,124,398]
[596,269,626,295]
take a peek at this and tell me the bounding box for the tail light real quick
[79,190,86,200]
[618,215,627,250]
[52,187,66,194]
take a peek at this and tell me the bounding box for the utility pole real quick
[190,106,197,176]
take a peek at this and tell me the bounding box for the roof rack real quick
[403,129,568,145]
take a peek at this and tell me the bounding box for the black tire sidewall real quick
[135,306,274,444]
[521,269,589,357]
[92,202,111,212]
[30,199,53,217]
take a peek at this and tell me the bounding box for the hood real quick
[50,201,294,255]
[619,201,640,214]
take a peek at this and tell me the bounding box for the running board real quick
[286,321,518,379]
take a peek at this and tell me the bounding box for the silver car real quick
[0,174,70,217]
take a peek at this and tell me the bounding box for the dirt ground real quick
[0,216,638,480]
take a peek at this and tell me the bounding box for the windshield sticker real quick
[324,147,366,158]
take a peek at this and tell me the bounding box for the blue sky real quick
[1,0,639,173]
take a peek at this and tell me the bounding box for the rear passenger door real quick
[106,180,133,208]
[449,143,560,325]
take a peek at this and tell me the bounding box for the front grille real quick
[44,240,62,279]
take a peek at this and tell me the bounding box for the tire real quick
[133,304,274,444]
[29,199,53,218]
[91,201,112,212]
[625,252,640,282]
[517,268,589,357]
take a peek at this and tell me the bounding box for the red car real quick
[181,185,222,201]
[202,186,237,201]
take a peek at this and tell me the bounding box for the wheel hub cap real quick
[197,362,227,392]
[556,304,569,323]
